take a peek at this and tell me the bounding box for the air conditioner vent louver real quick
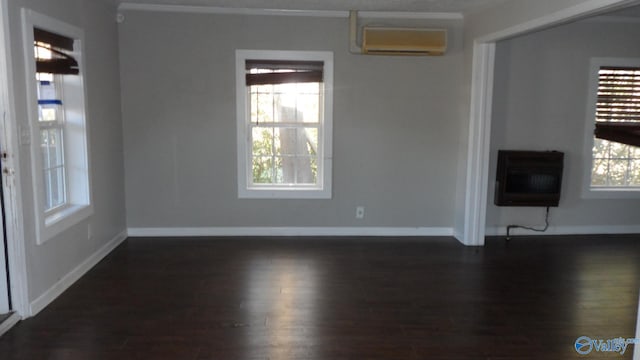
[362,27,447,56]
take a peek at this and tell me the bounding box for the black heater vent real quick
[495,150,564,207]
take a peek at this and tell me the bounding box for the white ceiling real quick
[115,0,512,13]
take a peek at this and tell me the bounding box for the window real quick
[35,45,69,212]
[584,58,640,197]
[22,10,91,244]
[236,50,333,199]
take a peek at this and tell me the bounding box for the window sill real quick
[38,203,93,244]
[239,187,331,199]
[582,187,640,199]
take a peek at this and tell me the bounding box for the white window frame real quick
[582,57,640,199]
[22,9,92,244]
[235,49,333,199]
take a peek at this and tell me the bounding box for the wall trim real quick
[127,227,454,238]
[116,3,464,20]
[485,225,640,237]
[29,230,127,317]
[474,0,635,42]
[0,0,29,318]
[460,42,495,247]
[0,312,20,337]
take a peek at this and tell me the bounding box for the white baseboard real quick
[29,230,128,317]
[485,225,640,237]
[0,312,20,337]
[127,226,454,238]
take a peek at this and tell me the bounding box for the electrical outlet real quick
[356,206,365,219]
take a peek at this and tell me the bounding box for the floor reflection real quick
[573,252,639,331]
[244,256,318,360]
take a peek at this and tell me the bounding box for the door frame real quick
[0,0,29,317]
[462,0,639,245]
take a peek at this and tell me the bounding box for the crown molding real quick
[116,3,464,20]
[582,15,640,24]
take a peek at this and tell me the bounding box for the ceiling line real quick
[116,3,464,20]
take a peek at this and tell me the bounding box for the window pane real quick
[306,128,318,155]
[43,170,52,210]
[252,156,274,184]
[277,128,299,155]
[591,158,607,186]
[276,155,317,184]
[609,142,629,159]
[310,156,318,182]
[48,128,64,168]
[273,156,284,184]
[36,73,53,82]
[274,93,300,123]
[296,82,320,94]
[592,138,609,158]
[275,127,318,157]
[49,166,65,208]
[298,93,320,123]
[38,79,57,99]
[43,167,65,211]
[295,156,317,184]
[40,129,50,169]
[630,160,640,186]
[250,92,258,124]
[253,86,274,124]
[39,107,57,121]
[252,127,274,156]
[591,137,640,186]
[607,159,628,186]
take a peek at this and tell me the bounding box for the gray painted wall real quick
[487,19,640,232]
[119,11,464,229]
[7,0,126,301]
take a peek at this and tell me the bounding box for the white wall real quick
[119,11,464,231]
[486,18,640,234]
[7,0,127,306]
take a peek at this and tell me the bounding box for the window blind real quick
[34,28,79,75]
[245,60,323,86]
[594,66,640,147]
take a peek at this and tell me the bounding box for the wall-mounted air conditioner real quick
[349,11,447,56]
[361,27,447,56]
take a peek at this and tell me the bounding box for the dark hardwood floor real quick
[0,235,639,359]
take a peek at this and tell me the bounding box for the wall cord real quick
[506,206,550,241]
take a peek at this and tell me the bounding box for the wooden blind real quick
[245,60,323,86]
[594,66,640,147]
[596,67,640,122]
[34,28,79,75]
